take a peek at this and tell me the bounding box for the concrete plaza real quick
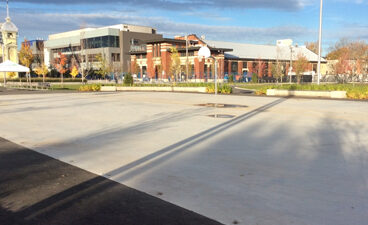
[0,91,368,225]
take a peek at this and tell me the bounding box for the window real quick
[131,39,139,45]
[112,53,120,62]
[82,36,120,49]
[87,54,101,62]
[242,61,248,69]
[180,51,194,57]
[231,62,238,75]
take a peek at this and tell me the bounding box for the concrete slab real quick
[0,92,367,225]
[267,89,347,99]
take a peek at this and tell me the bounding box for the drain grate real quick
[196,103,247,108]
[207,114,236,119]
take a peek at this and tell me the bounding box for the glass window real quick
[82,36,120,49]
[102,36,108,47]
[231,62,238,75]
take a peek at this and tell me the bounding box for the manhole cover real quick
[207,114,236,118]
[196,103,247,108]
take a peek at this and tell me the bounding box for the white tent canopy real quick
[0,60,30,72]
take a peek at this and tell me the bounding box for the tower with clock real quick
[0,0,19,79]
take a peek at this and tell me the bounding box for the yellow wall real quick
[0,30,19,79]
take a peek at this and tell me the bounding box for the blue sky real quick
[1,0,368,53]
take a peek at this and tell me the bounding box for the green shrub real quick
[123,73,134,86]
[229,74,234,83]
[205,83,232,94]
[251,73,258,83]
[220,84,232,94]
[206,84,216,93]
[79,84,101,92]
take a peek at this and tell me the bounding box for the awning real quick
[0,60,30,72]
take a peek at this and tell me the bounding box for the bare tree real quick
[170,47,181,82]
[294,53,309,84]
[305,41,319,54]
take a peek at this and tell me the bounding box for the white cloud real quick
[12,11,315,44]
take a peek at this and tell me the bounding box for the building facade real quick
[130,35,328,82]
[44,24,162,75]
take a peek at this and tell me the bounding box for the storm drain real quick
[207,114,236,119]
[196,103,247,108]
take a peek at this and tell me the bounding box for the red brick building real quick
[130,35,326,81]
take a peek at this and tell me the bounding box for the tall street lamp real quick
[198,45,217,96]
[317,0,323,85]
[185,35,189,81]
[289,45,294,84]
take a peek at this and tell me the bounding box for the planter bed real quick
[266,89,347,99]
[101,86,207,93]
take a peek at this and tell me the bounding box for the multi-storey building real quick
[44,24,162,74]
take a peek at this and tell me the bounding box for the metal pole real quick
[2,45,6,87]
[289,46,293,84]
[186,35,189,81]
[214,58,218,96]
[317,0,323,85]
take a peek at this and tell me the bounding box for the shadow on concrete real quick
[0,138,223,225]
[0,97,288,225]
[101,97,289,181]
[3,95,368,225]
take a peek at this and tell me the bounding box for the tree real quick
[156,62,163,80]
[34,64,49,83]
[255,59,266,81]
[327,39,368,75]
[19,39,34,83]
[95,54,112,79]
[294,53,309,84]
[132,57,140,75]
[8,72,16,79]
[70,66,79,79]
[170,47,181,82]
[305,41,319,54]
[271,62,283,83]
[187,63,193,79]
[334,50,352,76]
[53,52,68,87]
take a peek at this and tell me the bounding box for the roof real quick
[176,46,232,53]
[0,60,29,72]
[1,17,18,32]
[205,40,327,63]
[145,38,188,44]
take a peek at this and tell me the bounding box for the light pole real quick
[289,45,293,84]
[185,35,189,81]
[1,44,6,87]
[317,0,323,85]
[198,45,217,96]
